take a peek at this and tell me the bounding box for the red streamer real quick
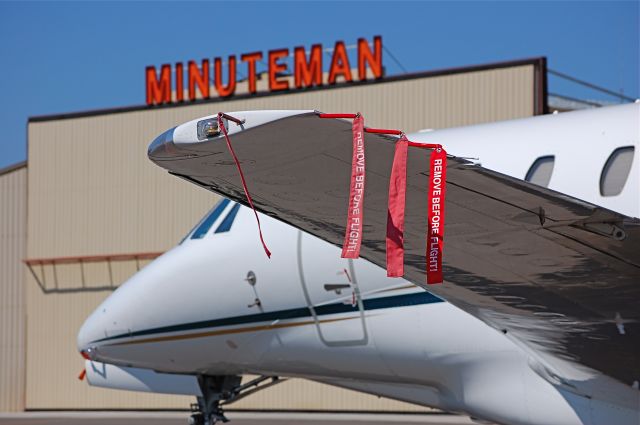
[341,115,366,259]
[426,147,447,284]
[318,113,358,119]
[319,113,447,283]
[217,113,271,258]
[386,136,408,277]
[364,127,403,136]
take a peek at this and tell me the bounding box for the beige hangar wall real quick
[0,163,27,412]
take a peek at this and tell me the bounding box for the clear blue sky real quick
[0,1,638,169]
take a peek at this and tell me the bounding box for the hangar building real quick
[0,55,547,412]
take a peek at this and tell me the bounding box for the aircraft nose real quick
[147,127,177,159]
[77,312,102,357]
[76,283,135,360]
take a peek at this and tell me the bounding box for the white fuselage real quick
[78,104,640,425]
[415,103,639,217]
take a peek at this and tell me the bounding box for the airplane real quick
[78,103,640,425]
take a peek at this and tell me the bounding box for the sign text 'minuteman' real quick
[146,36,383,105]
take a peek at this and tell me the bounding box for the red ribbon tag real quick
[218,114,271,258]
[320,113,447,283]
[426,147,447,284]
[386,136,408,277]
[341,115,365,258]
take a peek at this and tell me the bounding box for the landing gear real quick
[188,404,226,425]
[187,410,203,425]
[188,375,284,425]
[190,375,239,425]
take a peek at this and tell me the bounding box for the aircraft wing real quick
[149,110,640,399]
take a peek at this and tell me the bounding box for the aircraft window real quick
[215,203,240,233]
[600,146,635,197]
[525,156,555,187]
[180,218,207,245]
[190,198,231,240]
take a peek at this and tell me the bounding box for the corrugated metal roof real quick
[28,57,546,122]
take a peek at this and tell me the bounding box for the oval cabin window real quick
[525,156,555,187]
[600,146,635,196]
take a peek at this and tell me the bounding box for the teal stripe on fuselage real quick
[93,291,442,344]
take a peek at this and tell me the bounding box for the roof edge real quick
[0,160,27,176]
[28,57,546,123]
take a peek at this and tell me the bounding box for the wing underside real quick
[149,111,640,401]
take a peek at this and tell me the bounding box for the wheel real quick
[188,412,204,425]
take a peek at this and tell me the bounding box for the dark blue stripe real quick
[191,199,230,239]
[215,203,240,233]
[95,291,442,344]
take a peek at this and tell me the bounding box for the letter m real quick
[294,44,322,88]
[146,64,171,105]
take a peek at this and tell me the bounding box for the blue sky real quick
[0,1,638,169]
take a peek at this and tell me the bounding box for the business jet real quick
[78,103,640,425]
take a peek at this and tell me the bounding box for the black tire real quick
[188,413,204,425]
